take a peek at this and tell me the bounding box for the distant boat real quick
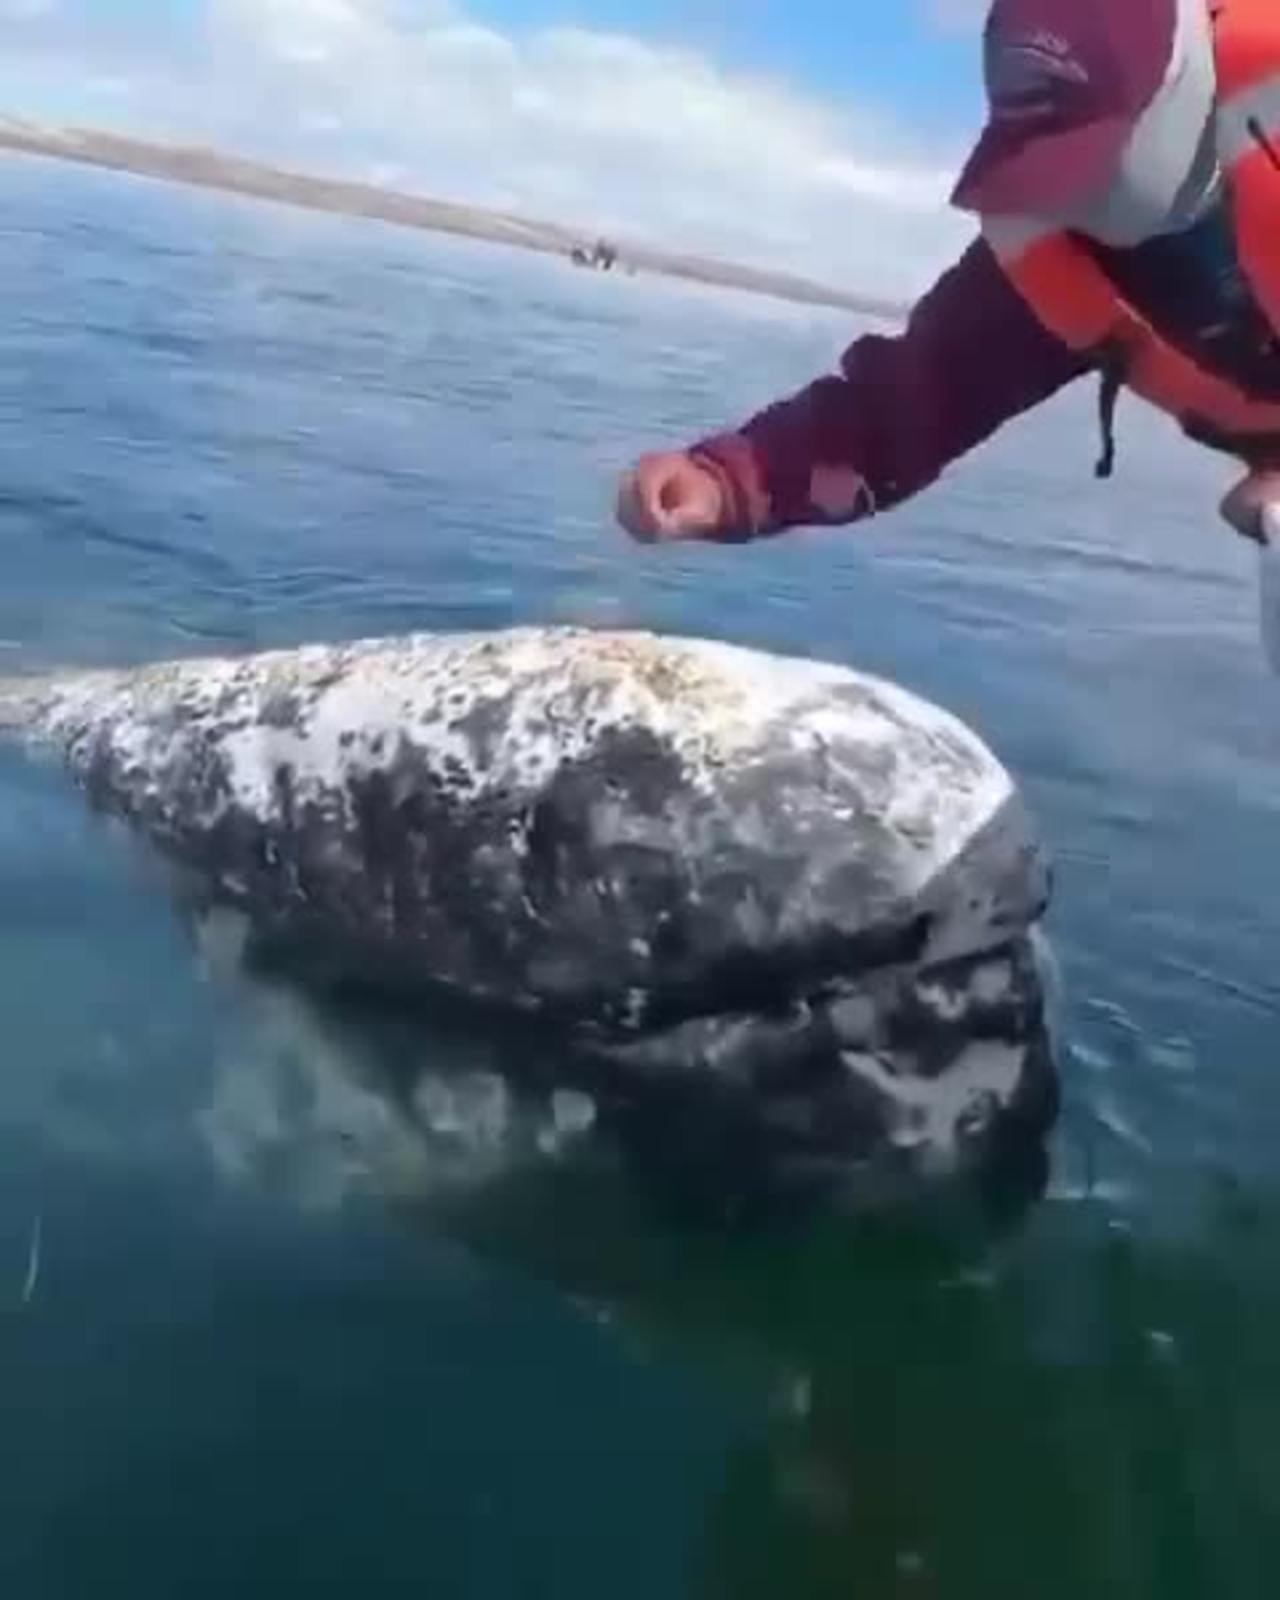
[570,238,618,272]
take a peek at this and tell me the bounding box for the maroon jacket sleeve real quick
[689,237,1092,540]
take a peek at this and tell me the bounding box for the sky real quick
[0,0,994,298]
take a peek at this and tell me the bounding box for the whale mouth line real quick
[232,902,1042,1093]
[582,935,1043,1065]
[533,912,939,1040]
[228,905,932,1031]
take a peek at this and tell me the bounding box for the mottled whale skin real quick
[0,626,1057,1210]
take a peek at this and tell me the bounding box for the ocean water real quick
[2,155,1280,1599]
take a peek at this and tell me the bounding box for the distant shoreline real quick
[0,116,906,324]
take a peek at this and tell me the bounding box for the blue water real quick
[3,155,1280,1599]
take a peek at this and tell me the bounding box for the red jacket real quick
[688,237,1092,541]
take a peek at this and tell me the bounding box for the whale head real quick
[0,626,1057,1216]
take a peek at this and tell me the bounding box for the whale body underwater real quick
[0,626,1058,1212]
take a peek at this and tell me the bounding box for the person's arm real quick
[617,237,1091,543]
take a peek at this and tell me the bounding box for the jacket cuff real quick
[688,433,776,542]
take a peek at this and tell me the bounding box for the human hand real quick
[615,451,727,543]
[1220,470,1280,545]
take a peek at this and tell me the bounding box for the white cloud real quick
[201,0,974,298]
[3,0,979,301]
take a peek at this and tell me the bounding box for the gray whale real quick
[0,626,1057,1212]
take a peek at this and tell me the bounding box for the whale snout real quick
[0,627,1058,1216]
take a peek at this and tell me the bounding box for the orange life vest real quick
[984,0,1280,470]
